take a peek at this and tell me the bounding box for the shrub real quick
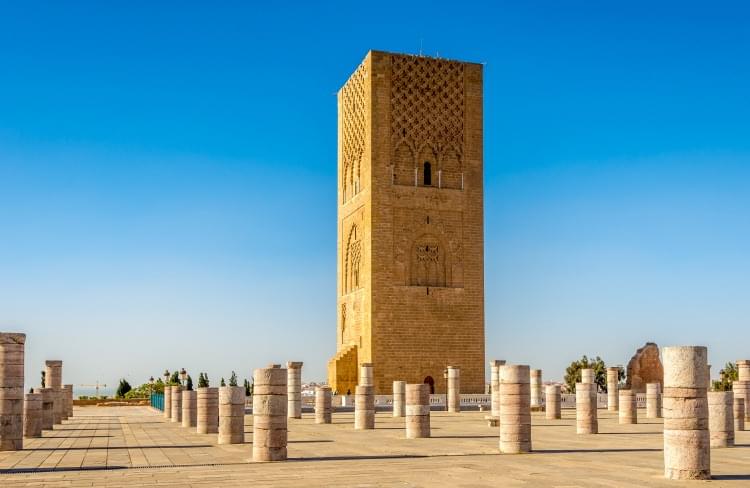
[713,362,738,391]
[563,355,620,393]
[198,373,209,388]
[116,379,132,399]
[244,378,252,397]
[220,377,226,387]
[186,375,193,391]
[229,371,238,387]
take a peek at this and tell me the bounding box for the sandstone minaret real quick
[328,50,484,394]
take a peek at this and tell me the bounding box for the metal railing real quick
[150,392,165,411]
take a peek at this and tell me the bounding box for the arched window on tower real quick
[423,161,432,186]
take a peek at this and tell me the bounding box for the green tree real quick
[229,371,238,387]
[169,371,180,385]
[41,370,46,388]
[116,379,132,399]
[186,375,193,391]
[198,372,209,388]
[220,377,226,387]
[713,362,737,391]
[244,378,253,397]
[564,355,618,393]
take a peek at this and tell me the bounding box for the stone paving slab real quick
[1,406,749,486]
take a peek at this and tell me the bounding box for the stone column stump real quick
[23,392,42,438]
[576,382,598,434]
[354,385,375,430]
[619,389,637,424]
[253,365,287,462]
[0,333,25,451]
[218,385,245,444]
[732,380,750,421]
[182,390,197,428]
[662,346,710,480]
[287,362,303,419]
[44,360,63,425]
[734,397,744,432]
[499,364,531,453]
[315,386,332,424]
[545,385,561,420]
[708,391,734,448]
[63,384,74,420]
[359,363,374,387]
[163,385,172,419]
[392,381,406,417]
[489,360,505,418]
[405,383,430,438]
[581,368,594,385]
[35,387,54,430]
[737,360,750,382]
[607,367,619,412]
[646,382,662,418]
[447,366,460,413]
[170,385,183,423]
[196,387,219,434]
[530,369,542,408]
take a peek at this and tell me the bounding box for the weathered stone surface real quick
[447,366,460,413]
[287,362,303,419]
[529,369,542,408]
[734,397,744,432]
[662,346,710,480]
[315,386,332,424]
[34,387,54,430]
[580,368,594,385]
[626,342,664,393]
[196,387,219,434]
[405,384,430,438]
[354,385,374,430]
[619,390,637,425]
[607,367,619,412]
[163,385,172,419]
[1,333,25,451]
[181,390,197,428]
[392,381,405,418]
[218,386,244,445]
[23,393,42,438]
[170,386,183,423]
[253,365,287,461]
[499,365,531,453]
[646,382,662,418]
[708,391,734,448]
[576,382,597,434]
[489,360,505,418]
[545,385,561,420]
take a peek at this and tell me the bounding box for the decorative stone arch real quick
[344,224,363,293]
[438,143,463,189]
[417,143,438,187]
[409,232,451,287]
[392,140,415,186]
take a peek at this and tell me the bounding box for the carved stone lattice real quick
[341,62,367,202]
[345,225,363,293]
[390,55,464,169]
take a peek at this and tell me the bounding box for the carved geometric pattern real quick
[391,55,464,160]
[341,61,367,202]
[345,225,363,293]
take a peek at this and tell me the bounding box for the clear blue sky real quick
[1,2,749,390]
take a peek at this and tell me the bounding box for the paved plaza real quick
[1,406,749,486]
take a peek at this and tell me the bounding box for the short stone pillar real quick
[489,360,506,418]
[359,363,374,387]
[708,391,734,448]
[619,389,637,424]
[530,369,542,408]
[218,385,245,444]
[182,390,197,428]
[45,360,63,425]
[163,384,172,419]
[576,382,598,434]
[499,364,531,453]
[662,345,710,480]
[392,381,406,417]
[607,367,619,412]
[737,360,750,382]
[732,379,750,421]
[315,386,332,424]
[170,385,183,423]
[253,365,287,462]
[23,392,43,438]
[196,387,219,434]
[63,384,74,420]
[0,333,25,451]
[286,361,303,419]
[35,387,54,430]
[405,383,430,438]
[734,397,745,432]
[354,384,375,430]
[581,368,594,384]
[646,382,662,418]
[545,384,561,420]
[447,366,460,413]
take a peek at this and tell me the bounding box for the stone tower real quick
[327,50,484,394]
